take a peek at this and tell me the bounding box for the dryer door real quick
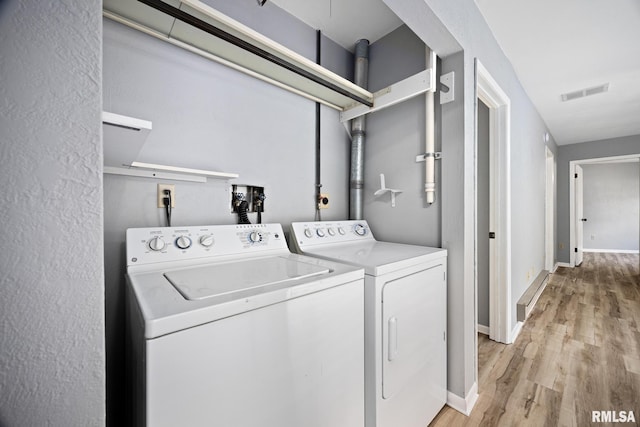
[381,264,445,399]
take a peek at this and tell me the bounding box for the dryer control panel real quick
[126,223,288,266]
[291,220,375,249]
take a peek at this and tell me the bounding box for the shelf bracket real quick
[373,173,403,208]
[340,69,434,122]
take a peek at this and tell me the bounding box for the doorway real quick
[569,154,640,267]
[475,60,512,345]
[476,99,490,336]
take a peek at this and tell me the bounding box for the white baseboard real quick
[446,382,478,416]
[477,324,490,335]
[583,248,639,254]
[509,321,523,343]
[555,262,572,269]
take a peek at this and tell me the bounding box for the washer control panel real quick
[291,220,375,249]
[126,223,287,266]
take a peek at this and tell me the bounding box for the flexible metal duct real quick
[350,39,369,220]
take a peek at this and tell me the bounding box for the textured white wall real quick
[0,1,105,425]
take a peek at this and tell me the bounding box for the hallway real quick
[432,252,640,426]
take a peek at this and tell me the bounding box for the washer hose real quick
[237,200,251,224]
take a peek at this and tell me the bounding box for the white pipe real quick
[425,48,436,204]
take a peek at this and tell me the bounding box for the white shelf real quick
[103,0,374,110]
[103,112,238,182]
[103,0,434,122]
[102,111,152,168]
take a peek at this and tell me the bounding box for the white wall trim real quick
[477,324,490,335]
[509,321,523,344]
[583,248,640,254]
[446,382,479,416]
[476,59,512,345]
[545,146,555,272]
[556,262,572,268]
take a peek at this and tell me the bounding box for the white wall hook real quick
[373,173,403,207]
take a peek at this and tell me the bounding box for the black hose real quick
[238,200,251,224]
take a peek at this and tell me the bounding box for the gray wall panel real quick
[582,163,639,251]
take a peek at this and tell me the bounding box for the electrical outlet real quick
[318,193,330,209]
[157,184,175,208]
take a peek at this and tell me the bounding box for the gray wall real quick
[381,0,558,401]
[0,0,105,426]
[557,134,640,262]
[582,163,639,251]
[102,3,352,423]
[365,25,441,247]
[477,101,490,328]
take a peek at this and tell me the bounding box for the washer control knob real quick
[175,235,192,250]
[354,224,367,236]
[304,229,313,238]
[249,231,263,243]
[148,236,166,251]
[316,228,325,237]
[337,227,346,235]
[199,235,215,247]
[327,228,336,236]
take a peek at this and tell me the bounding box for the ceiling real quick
[269,0,403,52]
[270,0,640,146]
[475,0,640,146]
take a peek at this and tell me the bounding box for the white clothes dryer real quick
[126,223,365,427]
[290,220,447,427]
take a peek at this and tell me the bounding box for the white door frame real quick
[545,146,555,271]
[569,153,640,267]
[575,164,585,266]
[475,60,512,344]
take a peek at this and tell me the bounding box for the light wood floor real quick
[431,252,640,426]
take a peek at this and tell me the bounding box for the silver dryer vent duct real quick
[349,39,369,220]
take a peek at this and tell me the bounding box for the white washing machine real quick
[290,220,447,427]
[125,223,365,427]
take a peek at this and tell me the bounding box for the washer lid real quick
[165,256,330,300]
[301,241,446,276]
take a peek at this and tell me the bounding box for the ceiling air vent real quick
[561,83,609,102]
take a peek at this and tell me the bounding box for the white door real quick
[575,164,584,266]
[381,265,445,400]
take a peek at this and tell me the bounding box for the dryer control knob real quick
[148,236,166,251]
[327,228,336,236]
[199,235,215,247]
[337,227,346,235]
[354,224,367,236]
[316,228,325,237]
[249,231,263,243]
[175,235,192,250]
[304,229,313,238]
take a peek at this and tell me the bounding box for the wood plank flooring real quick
[431,252,640,426]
